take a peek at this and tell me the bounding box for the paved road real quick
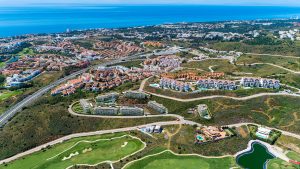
[0,120,182,165]
[144,90,300,102]
[1,115,300,165]
[0,53,147,128]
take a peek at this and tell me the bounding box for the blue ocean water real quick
[0,5,300,37]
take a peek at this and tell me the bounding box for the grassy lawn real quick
[0,90,23,102]
[0,62,5,68]
[0,90,23,115]
[1,133,144,169]
[268,152,300,169]
[237,55,300,71]
[71,102,84,113]
[17,48,35,56]
[124,150,238,169]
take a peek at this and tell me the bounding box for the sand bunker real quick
[62,152,79,161]
[121,142,128,148]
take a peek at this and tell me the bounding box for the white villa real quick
[256,127,271,139]
[240,77,280,89]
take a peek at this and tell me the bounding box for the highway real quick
[0,53,147,128]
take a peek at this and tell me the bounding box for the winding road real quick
[145,90,300,102]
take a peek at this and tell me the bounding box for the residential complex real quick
[240,77,280,89]
[147,101,168,114]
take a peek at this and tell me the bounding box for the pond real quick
[236,142,275,169]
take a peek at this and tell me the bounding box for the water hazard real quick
[236,142,275,169]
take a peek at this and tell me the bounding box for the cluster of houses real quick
[51,66,152,96]
[0,41,25,54]
[147,101,168,114]
[123,90,150,100]
[93,41,143,59]
[1,54,89,88]
[84,66,152,92]
[142,41,165,48]
[197,79,238,90]
[143,55,182,72]
[155,70,281,92]
[78,91,152,116]
[240,77,280,89]
[278,29,299,41]
[76,90,169,116]
[159,78,191,92]
[5,69,41,87]
[160,71,225,81]
[51,73,91,96]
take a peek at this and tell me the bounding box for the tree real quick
[0,75,5,84]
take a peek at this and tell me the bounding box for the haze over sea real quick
[1,5,300,37]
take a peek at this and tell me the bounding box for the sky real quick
[1,0,300,6]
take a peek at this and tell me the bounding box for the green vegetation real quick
[0,90,175,160]
[17,48,35,56]
[32,72,64,87]
[237,142,275,169]
[1,134,144,169]
[170,125,250,156]
[0,90,23,114]
[0,90,23,102]
[151,95,300,135]
[248,124,281,144]
[124,150,237,169]
[0,75,5,86]
[112,60,143,68]
[182,59,234,73]
[182,59,300,88]
[268,152,300,169]
[237,54,300,71]
[71,102,84,113]
[210,40,300,56]
[73,40,94,49]
[0,62,5,69]
[276,135,300,154]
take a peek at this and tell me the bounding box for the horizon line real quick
[2,3,300,7]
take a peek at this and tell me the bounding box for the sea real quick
[1,5,300,37]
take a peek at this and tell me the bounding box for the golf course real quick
[0,133,145,169]
[123,150,238,169]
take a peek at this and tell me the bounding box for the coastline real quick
[1,5,300,38]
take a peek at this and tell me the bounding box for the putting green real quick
[124,151,237,169]
[1,133,144,169]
